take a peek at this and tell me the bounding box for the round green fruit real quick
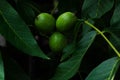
[49,32,67,52]
[56,12,77,32]
[34,13,55,33]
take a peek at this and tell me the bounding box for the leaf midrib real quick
[107,58,120,80]
[57,31,97,80]
[0,10,37,54]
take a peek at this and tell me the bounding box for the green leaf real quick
[3,54,30,80]
[16,0,35,24]
[106,2,120,52]
[109,33,120,52]
[82,0,114,18]
[0,0,49,59]
[50,31,97,80]
[0,52,4,80]
[109,1,120,35]
[85,57,120,80]
[61,43,76,61]
[110,1,120,26]
[61,20,82,61]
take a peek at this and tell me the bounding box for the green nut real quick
[35,13,55,33]
[49,32,67,52]
[56,12,77,32]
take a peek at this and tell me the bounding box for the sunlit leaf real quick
[50,31,97,80]
[0,0,49,59]
[85,57,120,80]
[82,0,114,18]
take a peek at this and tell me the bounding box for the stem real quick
[84,20,120,57]
[51,0,58,14]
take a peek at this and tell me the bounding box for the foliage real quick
[0,0,120,80]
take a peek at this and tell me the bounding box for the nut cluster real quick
[34,12,77,52]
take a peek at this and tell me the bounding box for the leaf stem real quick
[84,20,120,57]
[51,0,58,15]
